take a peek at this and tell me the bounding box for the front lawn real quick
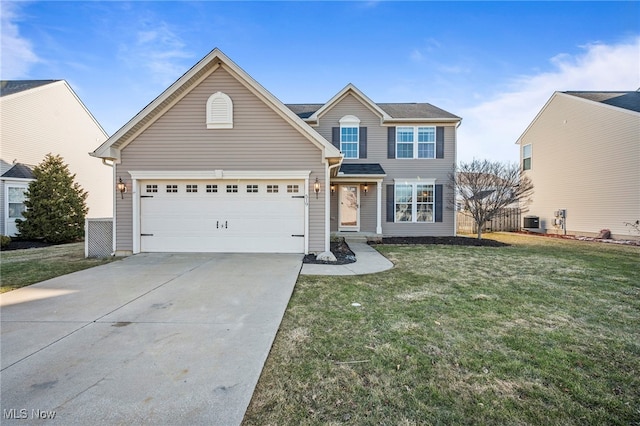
[244,233,640,425]
[1,243,117,293]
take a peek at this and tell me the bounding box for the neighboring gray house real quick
[91,49,461,255]
[517,90,640,239]
[0,80,111,237]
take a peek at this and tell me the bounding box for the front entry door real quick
[339,185,360,231]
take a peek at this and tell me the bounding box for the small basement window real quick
[206,92,233,129]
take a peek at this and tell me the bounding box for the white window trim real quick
[206,92,233,129]
[4,181,31,236]
[396,126,436,159]
[393,179,437,223]
[522,144,532,170]
[339,115,360,159]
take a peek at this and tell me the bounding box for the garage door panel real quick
[140,180,305,253]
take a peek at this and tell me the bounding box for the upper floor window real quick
[522,144,532,170]
[339,115,360,159]
[397,126,436,159]
[206,92,233,129]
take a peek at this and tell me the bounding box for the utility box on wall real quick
[523,216,540,229]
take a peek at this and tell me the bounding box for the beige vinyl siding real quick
[115,67,327,252]
[520,93,640,238]
[0,81,111,218]
[318,93,456,236]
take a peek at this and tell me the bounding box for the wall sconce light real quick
[363,183,369,196]
[117,177,127,199]
[314,177,320,199]
[330,184,336,194]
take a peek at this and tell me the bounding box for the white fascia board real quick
[384,118,461,124]
[92,48,341,161]
[309,83,391,123]
[332,177,384,183]
[333,174,386,180]
[219,61,342,159]
[61,80,109,140]
[1,177,34,184]
[128,170,312,180]
[92,59,224,159]
[515,92,559,145]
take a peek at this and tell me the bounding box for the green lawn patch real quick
[1,243,117,293]
[244,233,640,425]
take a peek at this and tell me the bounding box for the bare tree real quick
[450,160,533,239]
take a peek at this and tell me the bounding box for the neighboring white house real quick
[0,80,111,236]
[517,91,640,239]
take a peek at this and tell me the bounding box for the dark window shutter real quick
[435,184,443,222]
[331,127,340,149]
[386,184,395,222]
[359,127,367,159]
[387,127,396,159]
[436,127,445,159]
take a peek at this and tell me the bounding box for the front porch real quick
[331,231,383,243]
[329,163,386,237]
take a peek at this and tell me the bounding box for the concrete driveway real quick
[0,253,302,425]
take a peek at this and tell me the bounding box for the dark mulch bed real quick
[303,240,356,264]
[369,236,510,247]
[1,239,57,251]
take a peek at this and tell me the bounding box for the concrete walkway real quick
[300,241,394,275]
[0,253,301,425]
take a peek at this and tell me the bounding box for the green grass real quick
[1,243,117,293]
[243,233,640,425]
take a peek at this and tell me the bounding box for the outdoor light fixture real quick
[363,183,369,196]
[330,184,336,194]
[314,177,320,198]
[117,177,127,199]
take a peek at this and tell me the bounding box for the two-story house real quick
[517,91,639,239]
[1,80,111,237]
[91,49,460,255]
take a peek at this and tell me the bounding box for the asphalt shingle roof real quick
[564,91,640,113]
[339,163,386,175]
[1,163,34,179]
[0,80,59,97]
[286,102,460,120]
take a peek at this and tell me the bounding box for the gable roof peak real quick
[307,83,391,122]
[91,48,341,161]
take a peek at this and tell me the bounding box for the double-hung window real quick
[339,115,360,159]
[395,182,435,223]
[397,126,436,159]
[522,144,532,170]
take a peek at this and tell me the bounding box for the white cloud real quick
[0,2,40,78]
[458,37,640,164]
[119,21,193,86]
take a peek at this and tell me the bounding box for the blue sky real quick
[2,1,639,162]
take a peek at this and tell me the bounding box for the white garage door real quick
[139,180,305,253]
